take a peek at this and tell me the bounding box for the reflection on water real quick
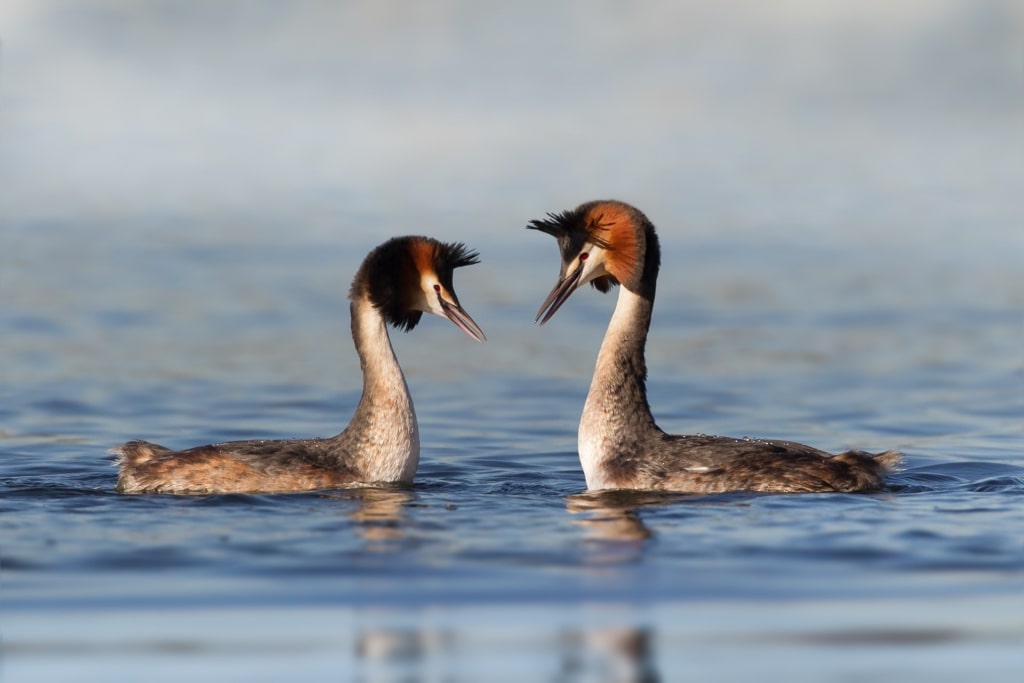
[9,598,1024,682]
[359,625,661,683]
[356,621,659,683]
[567,491,660,544]
[1,1,1022,680]
[331,487,414,547]
[357,627,456,683]
[558,627,658,683]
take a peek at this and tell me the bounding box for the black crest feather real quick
[434,240,481,272]
[349,236,480,332]
[527,203,619,293]
[526,209,579,239]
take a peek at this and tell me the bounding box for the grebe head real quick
[350,236,486,342]
[528,200,656,324]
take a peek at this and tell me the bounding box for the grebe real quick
[529,200,900,493]
[113,236,485,495]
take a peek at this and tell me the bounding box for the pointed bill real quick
[439,297,487,342]
[535,259,585,325]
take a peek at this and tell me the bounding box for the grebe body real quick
[114,236,485,495]
[529,200,900,493]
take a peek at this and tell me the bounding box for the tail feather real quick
[830,449,903,492]
[872,449,904,472]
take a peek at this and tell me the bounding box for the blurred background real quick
[1,0,1021,387]
[1,2,1022,681]
[2,0,1021,245]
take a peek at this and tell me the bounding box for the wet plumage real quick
[529,200,900,493]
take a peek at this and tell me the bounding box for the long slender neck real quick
[578,275,660,489]
[335,297,419,483]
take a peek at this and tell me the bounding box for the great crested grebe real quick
[529,200,900,493]
[113,236,485,495]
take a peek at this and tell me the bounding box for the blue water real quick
[2,2,1023,681]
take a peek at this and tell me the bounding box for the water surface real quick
[2,1,1022,681]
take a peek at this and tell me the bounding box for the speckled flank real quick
[650,446,901,493]
[114,441,359,494]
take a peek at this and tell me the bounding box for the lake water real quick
[1,1,1022,681]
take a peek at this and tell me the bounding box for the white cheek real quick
[578,247,612,286]
[418,277,447,316]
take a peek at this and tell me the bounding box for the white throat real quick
[578,286,653,490]
[348,298,419,483]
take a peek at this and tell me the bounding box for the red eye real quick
[433,284,441,292]
[580,252,589,261]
